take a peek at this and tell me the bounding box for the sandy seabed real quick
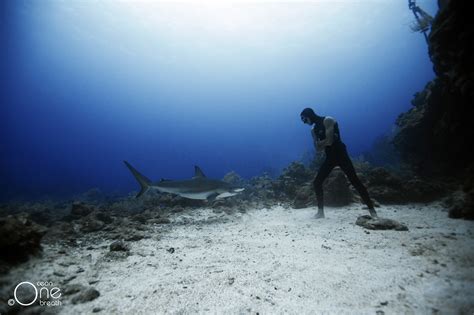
[3,203,474,314]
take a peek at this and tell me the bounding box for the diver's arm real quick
[317,117,336,147]
[323,117,335,146]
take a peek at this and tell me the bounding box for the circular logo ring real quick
[14,281,38,306]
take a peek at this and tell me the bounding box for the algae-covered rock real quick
[356,215,408,231]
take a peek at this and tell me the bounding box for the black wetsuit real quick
[312,117,374,210]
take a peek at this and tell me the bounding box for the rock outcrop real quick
[392,1,473,218]
[0,214,48,264]
[323,169,354,207]
[393,1,474,180]
[444,166,474,219]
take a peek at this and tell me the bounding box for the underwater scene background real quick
[1,0,438,200]
[1,2,474,313]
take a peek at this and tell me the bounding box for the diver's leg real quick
[313,158,335,218]
[338,147,378,218]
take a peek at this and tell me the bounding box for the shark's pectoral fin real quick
[206,192,219,202]
[216,192,237,199]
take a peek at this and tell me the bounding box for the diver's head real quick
[300,107,317,125]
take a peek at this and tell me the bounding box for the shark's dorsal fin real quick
[194,165,206,178]
[160,178,171,182]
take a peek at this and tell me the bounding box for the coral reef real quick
[359,167,445,205]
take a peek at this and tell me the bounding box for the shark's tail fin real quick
[123,161,152,198]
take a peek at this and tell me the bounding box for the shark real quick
[124,161,245,201]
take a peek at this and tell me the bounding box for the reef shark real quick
[124,161,245,201]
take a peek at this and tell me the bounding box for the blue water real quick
[1,0,438,200]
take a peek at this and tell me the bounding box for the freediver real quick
[300,107,378,219]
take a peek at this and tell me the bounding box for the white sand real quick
[3,204,474,314]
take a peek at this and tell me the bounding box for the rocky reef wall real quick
[392,0,473,219]
[393,1,474,178]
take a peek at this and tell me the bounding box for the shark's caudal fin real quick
[123,161,152,198]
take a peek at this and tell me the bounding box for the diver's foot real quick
[315,210,325,219]
[369,208,378,219]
